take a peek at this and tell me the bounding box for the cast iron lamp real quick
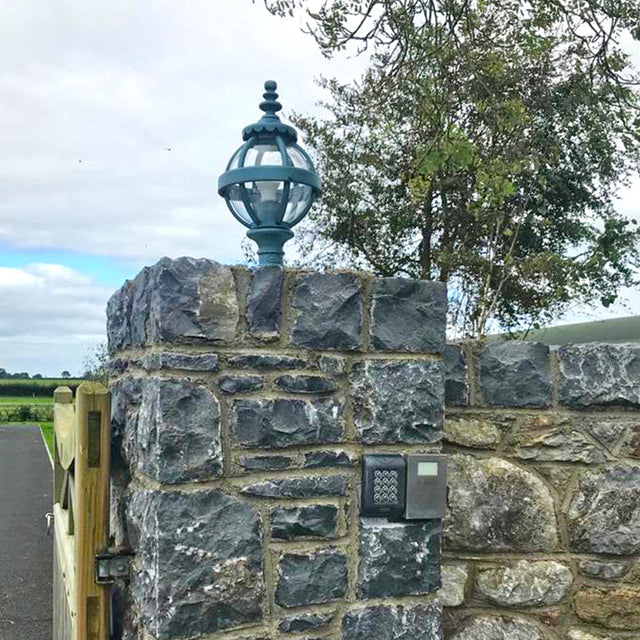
[218,80,321,266]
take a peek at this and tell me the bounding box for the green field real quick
[0,396,54,404]
[40,422,54,456]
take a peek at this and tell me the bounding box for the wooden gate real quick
[53,382,111,640]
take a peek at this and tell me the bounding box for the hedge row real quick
[0,379,84,397]
[0,404,54,422]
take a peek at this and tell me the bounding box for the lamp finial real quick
[260,80,282,116]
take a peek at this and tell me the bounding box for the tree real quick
[263,0,640,336]
[61,371,71,379]
[82,342,109,385]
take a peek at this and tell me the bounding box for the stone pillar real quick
[107,257,446,640]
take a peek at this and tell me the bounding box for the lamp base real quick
[247,227,294,266]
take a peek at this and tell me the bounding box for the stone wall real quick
[106,257,447,640]
[442,341,640,640]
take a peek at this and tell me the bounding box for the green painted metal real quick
[218,80,322,266]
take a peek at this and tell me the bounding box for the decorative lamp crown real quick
[218,80,321,266]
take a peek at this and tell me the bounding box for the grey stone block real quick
[304,450,354,468]
[271,505,338,540]
[579,560,630,580]
[290,273,362,350]
[227,354,307,369]
[476,561,573,607]
[451,616,550,640]
[342,603,443,640]
[444,344,468,406]
[444,455,559,552]
[278,612,334,634]
[107,278,133,352]
[247,265,283,339]
[107,266,153,351]
[559,343,640,407]
[439,564,469,607]
[218,375,264,394]
[231,398,344,449]
[318,355,348,375]
[148,257,239,345]
[126,489,263,638]
[514,429,606,464]
[141,352,219,372]
[480,342,550,407]
[238,455,293,472]
[370,277,446,353]
[275,551,347,608]
[567,465,640,555]
[276,375,337,394]
[241,475,348,499]
[127,377,222,483]
[351,359,443,444]
[358,520,441,599]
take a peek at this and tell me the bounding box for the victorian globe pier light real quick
[218,80,322,266]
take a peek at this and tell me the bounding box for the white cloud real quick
[0,0,364,263]
[0,264,112,376]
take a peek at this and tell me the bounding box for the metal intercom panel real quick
[360,453,406,519]
[361,453,447,520]
[405,455,448,520]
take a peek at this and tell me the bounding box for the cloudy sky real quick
[2,1,640,377]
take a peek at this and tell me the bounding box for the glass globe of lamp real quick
[218,80,321,266]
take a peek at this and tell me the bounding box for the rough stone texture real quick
[476,560,573,607]
[370,277,446,353]
[241,475,348,499]
[126,489,263,639]
[589,420,628,450]
[271,505,338,540]
[536,466,574,493]
[218,375,264,394]
[237,455,293,472]
[141,352,219,372]
[342,603,443,640]
[438,564,469,607]
[444,344,468,406]
[559,343,640,408]
[143,257,240,345]
[290,273,362,351]
[451,616,550,640]
[126,377,222,483]
[231,398,344,448]
[444,417,501,448]
[480,342,551,407]
[351,359,443,444]
[227,354,307,369]
[304,450,354,468]
[247,265,283,339]
[276,375,337,394]
[579,560,630,580]
[319,355,348,375]
[444,455,559,552]
[359,520,441,599]
[575,587,640,629]
[278,613,334,634]
[567,631,613,640]
[109,264,450,640]
[567,465,640,555]
[514,429,606,464]
[275,551,347,608]
[620,423,640,459]
[107,265,153,351]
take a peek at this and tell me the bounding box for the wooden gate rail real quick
[53,382,111,640]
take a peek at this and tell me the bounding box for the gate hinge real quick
[95,549,133,585]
